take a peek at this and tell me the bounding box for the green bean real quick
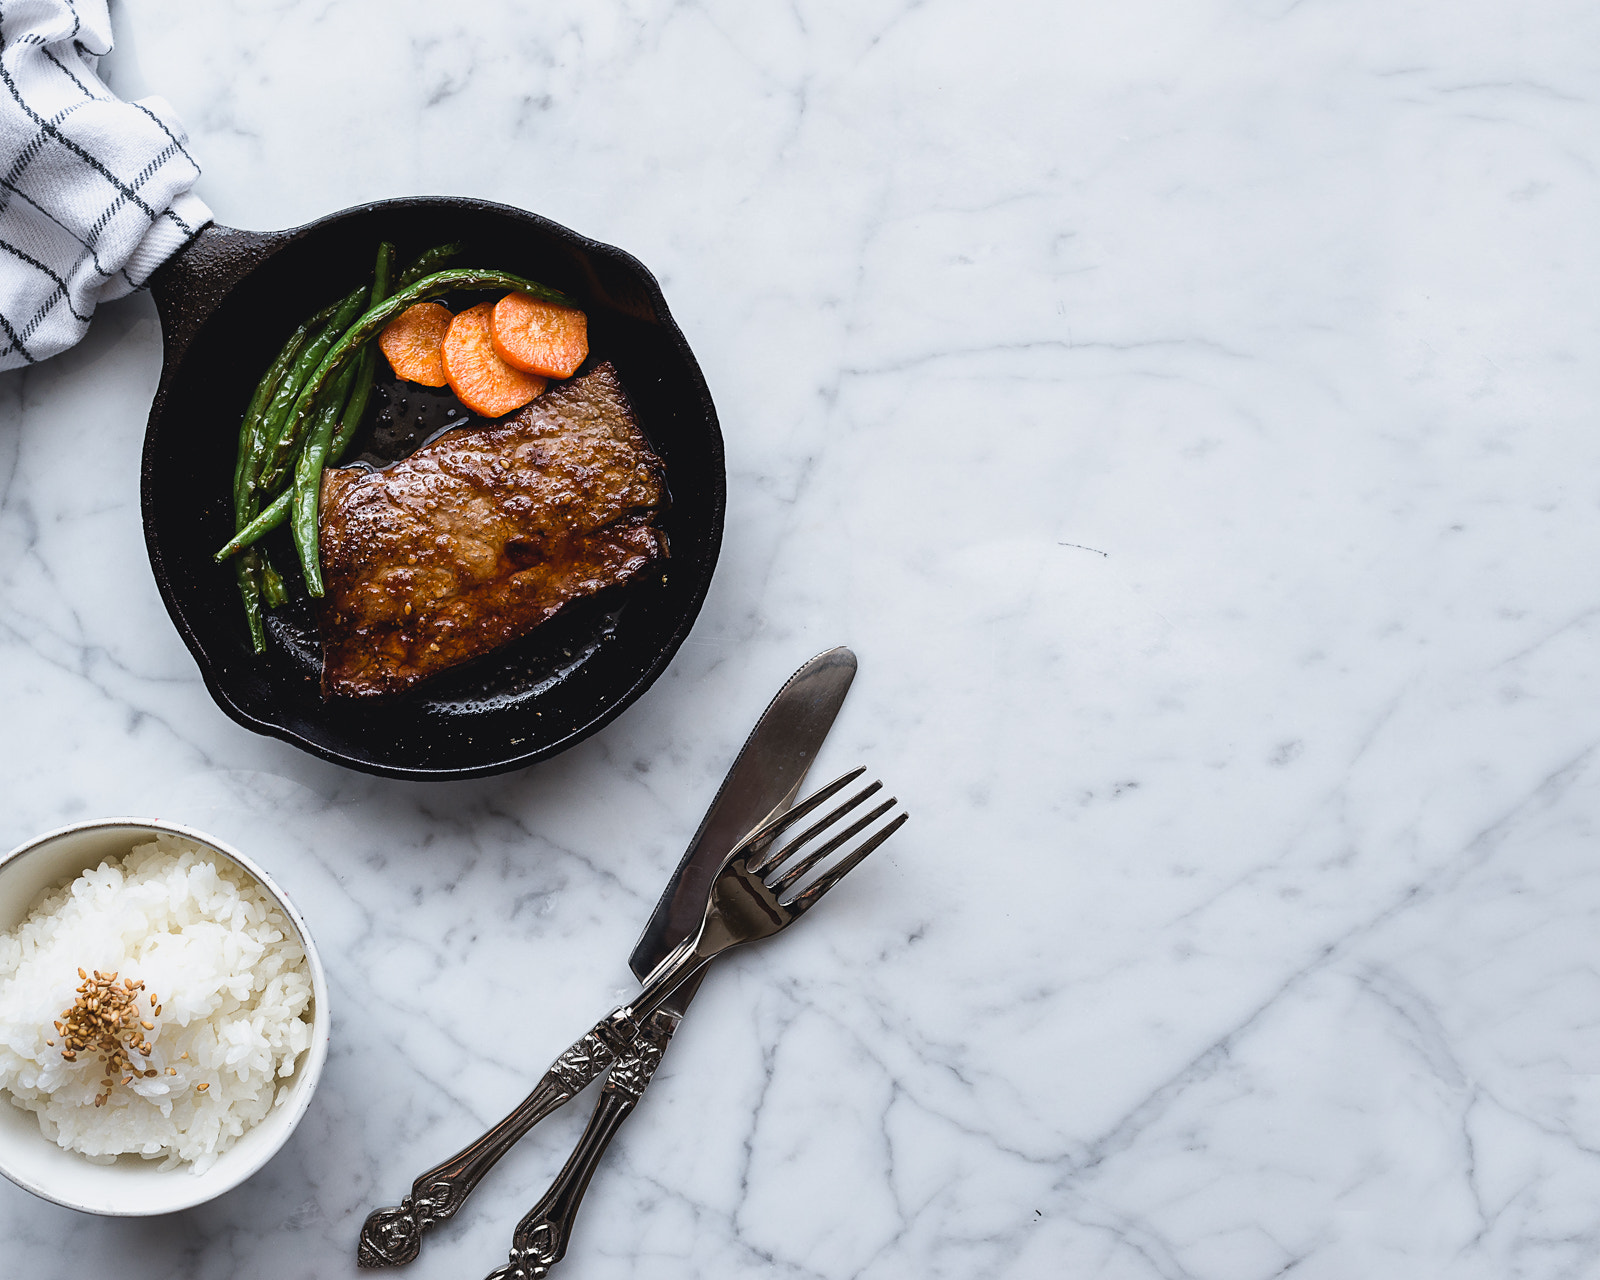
[233,327,305,522]
[216,337,388,562]
[230,295,348,649]
[291,361,359,592]
[333,349,379,460]
[229,310,329,647]
[254,284,369,505]
[235,299,341,521]
[235,551,267,652]
[218,321,399,567]
[263,269,575,500]
[394,242,462,292]
[293,243,395,595]
[217,360,375,560]
[222,391,360,568]
[216,491,289,562]
[217,287,388,567]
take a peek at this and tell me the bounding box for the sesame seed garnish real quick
[56,966,160,1105]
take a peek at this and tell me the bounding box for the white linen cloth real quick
[0,0,210,370]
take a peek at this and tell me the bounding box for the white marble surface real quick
[4,0,1600,1275]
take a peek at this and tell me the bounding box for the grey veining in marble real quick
[4,1,1600,1276]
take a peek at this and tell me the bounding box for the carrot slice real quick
[378,302,453,387]
[442,302,547,418]
[490,292,588,379]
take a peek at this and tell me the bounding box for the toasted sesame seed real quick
[54,964,169,1101]
[196,1082,210,1092]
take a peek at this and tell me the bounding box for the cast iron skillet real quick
[141,197,724,780]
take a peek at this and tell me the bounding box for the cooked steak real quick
[317,361,666,697]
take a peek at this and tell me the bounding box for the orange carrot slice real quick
[442,302,547,418]
[378,302,453,387]
[490,292,589,379]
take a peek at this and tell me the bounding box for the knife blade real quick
[632,643,858,988]
[485,646,858,1280]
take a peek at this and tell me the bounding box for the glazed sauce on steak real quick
[316,361,666,698]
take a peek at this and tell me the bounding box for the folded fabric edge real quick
[101,190,215,302]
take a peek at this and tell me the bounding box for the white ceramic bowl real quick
[0,818,330,1215]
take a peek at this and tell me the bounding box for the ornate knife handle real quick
[356,1008,640,1268]
[486,1011,679,1280]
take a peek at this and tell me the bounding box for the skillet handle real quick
[147,222,291,406]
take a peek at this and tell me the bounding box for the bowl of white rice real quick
[0,818,329,1215]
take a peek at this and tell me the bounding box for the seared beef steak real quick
[317,361,666,697]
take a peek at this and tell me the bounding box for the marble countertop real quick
[5,1,1600,1275]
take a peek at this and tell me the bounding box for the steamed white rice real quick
[0,835,314,1173]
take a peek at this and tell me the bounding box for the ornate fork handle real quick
[360,939,713,1269]
[357,1009,640,1268]
[486,1011,679,1280]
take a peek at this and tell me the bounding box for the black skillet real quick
[141,197,724,780]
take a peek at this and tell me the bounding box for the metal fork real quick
[627,767,905,1003]
[484,768,906,1280]
[358,770,905,1271]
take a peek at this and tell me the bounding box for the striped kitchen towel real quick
[0,0,211,371]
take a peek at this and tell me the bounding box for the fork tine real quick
[782,810,906,912]
[737,767,866,865]
[768,796,897,895]
[748,780,883,877]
